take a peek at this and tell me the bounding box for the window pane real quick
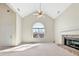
[32,23,45,38]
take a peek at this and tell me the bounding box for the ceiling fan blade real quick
[33,13,39,16]
[33,8,44,18]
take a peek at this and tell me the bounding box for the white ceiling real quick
[7,3,71,19]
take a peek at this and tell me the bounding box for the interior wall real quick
[22,14,54,43]
[55,3,79,44]
[0,4,16,46]
[12,13,22,46]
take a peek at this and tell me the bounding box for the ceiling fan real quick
[33,3,44,17]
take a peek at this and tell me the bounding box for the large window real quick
[32,23,45,38]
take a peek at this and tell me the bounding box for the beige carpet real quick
[0,43,75,56]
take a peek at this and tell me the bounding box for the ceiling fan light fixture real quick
[38,11,43,15]
[37,14,43,18]
[33,3,44,18]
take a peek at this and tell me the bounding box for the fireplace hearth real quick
[63,35,79,50]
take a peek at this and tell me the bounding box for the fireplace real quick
[63,35,79,50]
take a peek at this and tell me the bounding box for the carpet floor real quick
[0,43,75,56]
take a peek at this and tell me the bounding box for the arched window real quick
[32,22,45,38]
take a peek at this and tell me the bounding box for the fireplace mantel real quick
[63,35,79,39]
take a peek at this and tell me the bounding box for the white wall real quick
[0,4,16,46]
[22,14,54,43]
[12,14,22,46]
[55,4,79,44]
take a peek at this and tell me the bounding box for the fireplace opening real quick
[64,36,79,50]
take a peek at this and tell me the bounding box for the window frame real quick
[32,22,45,38]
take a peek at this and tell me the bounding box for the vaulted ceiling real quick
[7,3,71,19]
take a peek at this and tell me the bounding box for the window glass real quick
[32,23,45,38]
